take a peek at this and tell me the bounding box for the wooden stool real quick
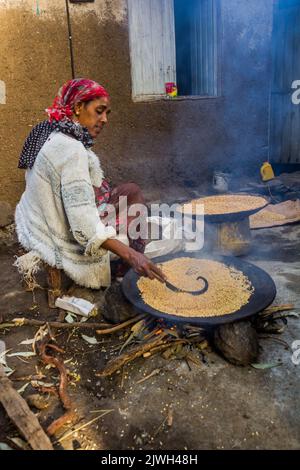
[45,264,62,309]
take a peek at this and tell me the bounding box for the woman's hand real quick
[125,249,166,283]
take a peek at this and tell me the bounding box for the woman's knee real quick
[111,182,145,205]
[125,183,145,204]
[126,182,142,196]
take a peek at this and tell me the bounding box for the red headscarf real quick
[46,78,109,122]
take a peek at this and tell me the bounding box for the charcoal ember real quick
[213,321,259,366]
[103,283,138,324]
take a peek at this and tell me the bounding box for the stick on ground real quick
[0,364,53,450]
[4,314,146,333]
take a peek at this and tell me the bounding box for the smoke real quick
[170,0,274,187]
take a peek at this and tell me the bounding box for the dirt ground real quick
[0,222,300,451]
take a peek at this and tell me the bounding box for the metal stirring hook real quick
[164,275,209,296]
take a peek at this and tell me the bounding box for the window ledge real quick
[163,95,222,101]
[132,95,223,103]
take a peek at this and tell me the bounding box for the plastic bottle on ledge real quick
[165,82,178,99]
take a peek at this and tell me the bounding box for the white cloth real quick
[15,132,116,288]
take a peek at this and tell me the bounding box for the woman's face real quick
[74,97,111,138]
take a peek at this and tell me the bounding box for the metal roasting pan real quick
[176,193,270,224]
[121,253,277,327]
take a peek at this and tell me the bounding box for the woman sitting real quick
[15,78,165,290]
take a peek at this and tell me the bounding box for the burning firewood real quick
[95,332,169,377]
[96,320,204,378]
[258,304,295,317]
[253,304,296,334]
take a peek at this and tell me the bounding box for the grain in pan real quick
[178,195,267,216]
[138,258,254,318]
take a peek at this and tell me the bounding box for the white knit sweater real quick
[15,132,117,288]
